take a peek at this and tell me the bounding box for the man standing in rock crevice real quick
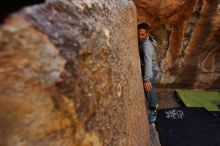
[138,22,160,124]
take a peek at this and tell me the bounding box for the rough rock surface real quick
[0,0,149,146]
[134,0,220,89]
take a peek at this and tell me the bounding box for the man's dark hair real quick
[138,22,150,32]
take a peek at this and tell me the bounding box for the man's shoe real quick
[149,110,157,124]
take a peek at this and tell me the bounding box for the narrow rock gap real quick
[0,0,45,24]
[181,0,203,57]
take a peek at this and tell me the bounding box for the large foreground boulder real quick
[0,0,149,145]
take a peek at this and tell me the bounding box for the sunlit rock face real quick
[134,0,220,89]
[0,1,149,146]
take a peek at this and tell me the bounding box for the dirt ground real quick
[155,88,181,109]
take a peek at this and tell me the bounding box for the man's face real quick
[138,28,149,42]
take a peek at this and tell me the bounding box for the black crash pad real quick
[156,107,220,146]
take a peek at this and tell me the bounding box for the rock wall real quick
[134,0,220,89]
[0,0,149,146]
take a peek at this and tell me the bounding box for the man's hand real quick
[144,81,152,91]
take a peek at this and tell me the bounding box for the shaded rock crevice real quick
[0,0,45,23]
